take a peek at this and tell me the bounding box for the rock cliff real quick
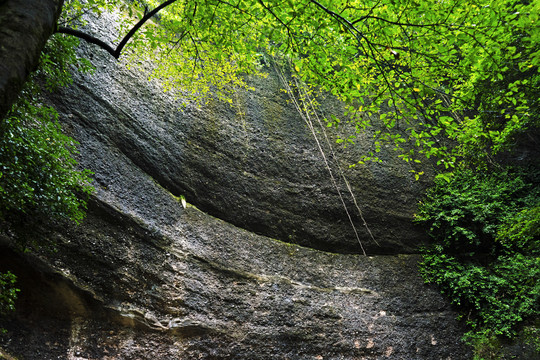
[0,11,471,359]
[47,38,429,255]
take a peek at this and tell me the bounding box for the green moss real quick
[471,334,502,360]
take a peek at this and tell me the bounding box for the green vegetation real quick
[53,0,537,171]
[0,0,538,357]
[416,167,539,357]
[0,272,19,331]
[59,0,537,174]
[0,35,94,324]
[0,271,18,335]
[0,34,94,244]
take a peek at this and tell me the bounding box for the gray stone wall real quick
[0,10,472,359]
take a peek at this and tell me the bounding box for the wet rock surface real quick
[0,11,472,359]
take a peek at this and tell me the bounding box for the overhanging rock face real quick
[0,10,471,359]
[46,9,430,255]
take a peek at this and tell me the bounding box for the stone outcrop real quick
[43,10,429,255]
[0,10,472,359]
[0,205,469,359]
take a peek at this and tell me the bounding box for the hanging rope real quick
[290,75,379,248]
[272,59,378,255]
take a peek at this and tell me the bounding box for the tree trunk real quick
[0,0,63,119]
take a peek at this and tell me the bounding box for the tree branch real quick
[257,0,295,51]
[56,0,178,59]
[56,26,117,57]
[115,0,178,57]
[308,0,363,38]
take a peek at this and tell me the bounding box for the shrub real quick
[0,101,93,226]
[0,272,18,317]
[416,166,539,345]
[0,34,94,247]
[0,271,19,334]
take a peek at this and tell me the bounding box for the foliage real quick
[61,0,538,174]
[523,324,540,353]
[0,34,94,246]
[38,32,95,92]
[0,271,19,334]
[416,167,540,346]
[497,202,540,254]
[416,168,537,253]
[0,272,18,317]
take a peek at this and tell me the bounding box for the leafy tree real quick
[0,0,537,174]
[55,0,539,175]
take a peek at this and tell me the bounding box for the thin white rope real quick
[272,60,372,255]
[292,77,379,247]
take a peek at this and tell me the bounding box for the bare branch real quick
[57,0,179,59]
[56,26,117,57]
[115,0,179,57]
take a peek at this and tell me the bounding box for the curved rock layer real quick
[43,11,430,255]
[0,184,469,359]
[0,64,469,356]
[0,10,472,359]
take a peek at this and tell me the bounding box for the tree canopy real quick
[59,0,539,176]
